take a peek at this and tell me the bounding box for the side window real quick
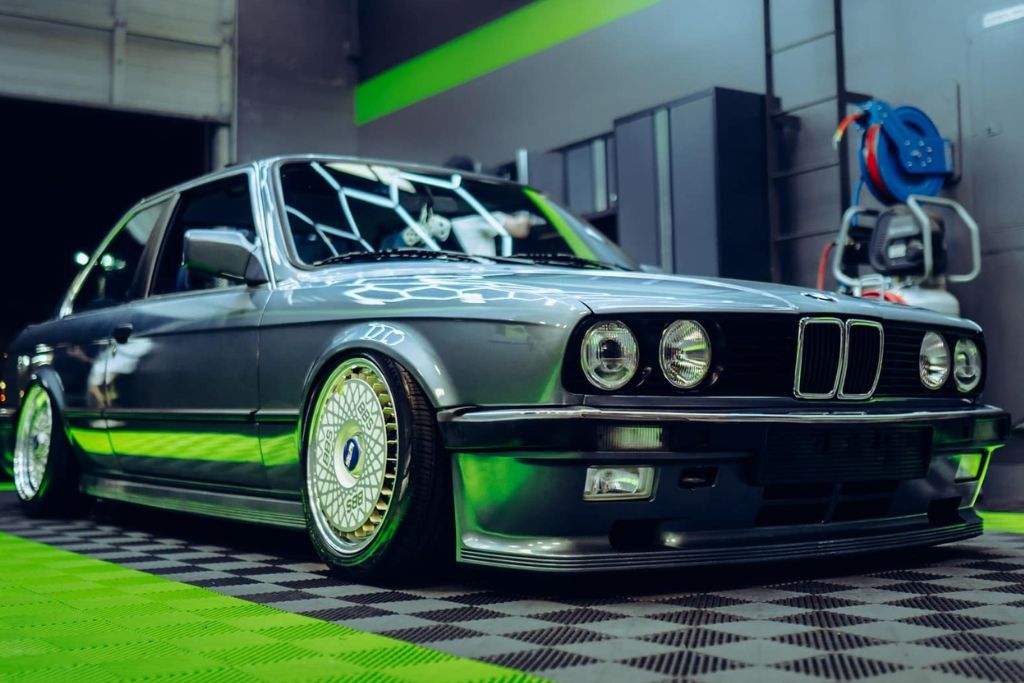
[151,175,257,295]
[71,202,165,314]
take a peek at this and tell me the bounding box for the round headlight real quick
[919,331,950,390]
[953,338,982,393]
[581,321,638,391]
[660,320,711,389]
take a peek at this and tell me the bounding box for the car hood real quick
[291,262,978,331]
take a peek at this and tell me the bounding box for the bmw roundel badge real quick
[342,437,361,472]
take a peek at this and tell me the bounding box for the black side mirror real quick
[183,229,268,286]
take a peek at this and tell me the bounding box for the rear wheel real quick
[13,384,83,516]
[301,354,451,581]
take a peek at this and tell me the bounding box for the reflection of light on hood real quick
[984,4,1024,28]
[343,274,567,307]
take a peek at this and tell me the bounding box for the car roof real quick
[139,154,534,205]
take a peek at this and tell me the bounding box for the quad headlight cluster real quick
[919,331,982,393]
[581,319,712,391]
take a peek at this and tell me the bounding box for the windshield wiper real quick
[498,252,629,271]
[313,248,486,267]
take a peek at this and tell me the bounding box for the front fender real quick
[299,321,456,413]
[258,315,583,423]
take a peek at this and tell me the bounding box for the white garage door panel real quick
[126,0,228,46]
[0,0,112,29]
[0,15,111,105]
[125,36,223,117]
[0,0,232,121]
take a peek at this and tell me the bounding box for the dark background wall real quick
[235,0,358,161]
[355,0,765,166]
[356,0,532,80]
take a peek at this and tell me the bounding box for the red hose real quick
[861,290,907,304]
[863,125,896,204]
[816,241,834,291]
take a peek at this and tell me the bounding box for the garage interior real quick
[2,1,1024,682]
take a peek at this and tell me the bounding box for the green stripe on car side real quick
[355,0,665,124]
[0,532,545,682]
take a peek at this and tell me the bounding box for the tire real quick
[301,353,452,582]
[13,384,84,517]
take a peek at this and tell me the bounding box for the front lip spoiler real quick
[458,520,983,572]
[439,404,1007,426]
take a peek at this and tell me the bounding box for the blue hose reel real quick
[834,100,953,204]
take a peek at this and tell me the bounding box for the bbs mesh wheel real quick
[13,383,83,516]
[301,353,451,581]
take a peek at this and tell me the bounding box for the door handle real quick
[112,323,133,344]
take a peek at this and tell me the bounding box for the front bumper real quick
[440,404,1009,572]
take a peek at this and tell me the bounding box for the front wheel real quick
[301,354,452,582]
[13,384,83,516]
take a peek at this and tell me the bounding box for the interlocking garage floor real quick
[3,492,1024,683]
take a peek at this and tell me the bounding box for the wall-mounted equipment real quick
[833,100,955,204]
[613,87,770,278]
[827,101,979,316]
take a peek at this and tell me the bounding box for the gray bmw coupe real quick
[0,156,1008,578]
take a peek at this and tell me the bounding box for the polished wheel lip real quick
[13,385,52,501]
[306,358,399,556]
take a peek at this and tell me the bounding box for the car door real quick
[53,199,171,475]
[104,171,271,488]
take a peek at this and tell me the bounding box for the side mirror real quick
[183,229,268,286]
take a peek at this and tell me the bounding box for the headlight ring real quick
[953,338,982,393]
[660,320,712,389]
[919,331,950,390]
[580,321,639,391]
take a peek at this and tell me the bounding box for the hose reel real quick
[834,100,953,204]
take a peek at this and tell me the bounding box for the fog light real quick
[583,466,655,501]
[952,453,984,482]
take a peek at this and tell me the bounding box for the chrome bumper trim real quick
[439,405,1006,426]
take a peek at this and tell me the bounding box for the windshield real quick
[278,160,635,269]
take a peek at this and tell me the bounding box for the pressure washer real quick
[822,100,980,315]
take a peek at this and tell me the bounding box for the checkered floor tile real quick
[3,492,1024,683]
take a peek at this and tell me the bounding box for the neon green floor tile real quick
[980,509,1024,534]
[4,662,114,683]
[0,531,547,683]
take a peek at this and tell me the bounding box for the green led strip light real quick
[356,0,665,124]
[0,532,545,682]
